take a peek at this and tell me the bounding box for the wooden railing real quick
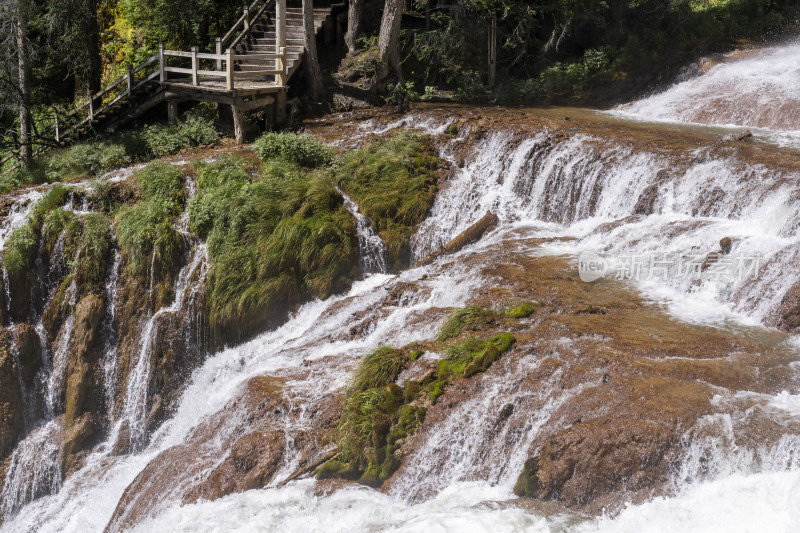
[160,46,286,90]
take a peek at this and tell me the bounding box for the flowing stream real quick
[3,40,800,533]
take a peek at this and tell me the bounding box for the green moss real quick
[436,305,497,341]
[335,130,439,270]
[253,132,334,168]
[408,350,424,361]
[505,302,538,318]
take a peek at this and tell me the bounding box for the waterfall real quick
[338,188,389,274]
[0,421,62,520]
[120,243,209,451]
[612,40,800,145]
[5,39,800,532]
[102,249,122,421]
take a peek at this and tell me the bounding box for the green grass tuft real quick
[349,346,407,395]
[115,162,185,278]
[2,224,38,280]
[335,130,439,269]
[436,305,497,341]
[190,156,358,336]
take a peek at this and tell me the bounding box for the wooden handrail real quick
[220,0,267,49]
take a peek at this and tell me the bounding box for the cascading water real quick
[120,243,209,451]
[612,40,800,144]
[339,188,389,274]
[5,40,800,533]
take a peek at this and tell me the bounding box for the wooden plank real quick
[133,70,160,91]
[165,66,194,75]
[238,95,275,112]
[234,70,282,78]
[164,50,194,58]
[197,70,228,77]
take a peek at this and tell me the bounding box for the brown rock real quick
[12,323,42,387]
[65,294,105,429]
[59,413,98,478]
[777,284,800,333]
[0,329,24,460]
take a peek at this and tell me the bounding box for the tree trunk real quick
[346,0,363,53]
[372,0,403,95]
[84,0,101,99]
[15,0,32,167]
[303,0,325,99]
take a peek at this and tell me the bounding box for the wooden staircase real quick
[235,7,331,81]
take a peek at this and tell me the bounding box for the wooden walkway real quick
[2,0,338,169]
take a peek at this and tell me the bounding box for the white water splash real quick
[339,189,389,274]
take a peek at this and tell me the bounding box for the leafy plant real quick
[253,132,334,168]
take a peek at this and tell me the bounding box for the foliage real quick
[115,162,185,277]
[188,155,358,337]
[253,132,334,168]
[335,131,439,269]
[75,213,113,287]
[141,117,220,158]
[2,224,38,281]
[348,346,407,395]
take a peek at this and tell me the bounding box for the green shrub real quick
[253,132,334,168]
[136,162,185,206]
[42,208,81,254]
[115,162,186,277]
[76,213,113,287]
[29,185,70,226]
[194,157,358,335]
[142,117,220,158]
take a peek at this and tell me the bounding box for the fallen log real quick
[413,211,499,267]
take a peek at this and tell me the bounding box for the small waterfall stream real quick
[338,188,389,274]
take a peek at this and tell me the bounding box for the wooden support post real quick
[191,46,199,86]
[168,100,178,124]
[274,89,287,128]
[216,38,223,71]
[277,46,286,86]
[126,64,134,96]
[244,5,251,38]
[227,48,235,90]
[265,103,274,132]
[488,15,497,89]
[276,0,287,58]
[232,104,246,144]
[159,43,166,82]
[88,87,94,120]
